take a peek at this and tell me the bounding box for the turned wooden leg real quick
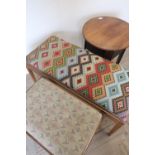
[27,67,37,82]
[108,121,123,136]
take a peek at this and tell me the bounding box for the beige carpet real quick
[26,49,129,155]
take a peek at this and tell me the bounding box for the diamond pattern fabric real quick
[27,36,129,122]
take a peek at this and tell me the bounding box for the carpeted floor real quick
[26,47,129,155]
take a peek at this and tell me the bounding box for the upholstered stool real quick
[26,35,129,123]
[27,78,102,155]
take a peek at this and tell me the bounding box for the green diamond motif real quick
[104,74,111,82]
[98,64,106,72]
[95,87,102,96]
[89,75,98,85]
[80,89,89,97]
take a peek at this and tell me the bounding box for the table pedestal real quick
[84,40,125,64]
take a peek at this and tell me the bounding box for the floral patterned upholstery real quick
[27,78,102,155]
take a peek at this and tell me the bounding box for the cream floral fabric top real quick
[27,78,102,155]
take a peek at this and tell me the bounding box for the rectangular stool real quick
[27,78,102,155]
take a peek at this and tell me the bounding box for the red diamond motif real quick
[113,97,128,113]
[42,60,51,68]
[63,42,70,48]
[53,51,60,57]
[77,79,82,84]
[33,62,38,68]
[117,101,124,108]
[87,67,91,71]
[42,52,48,57]
[52,43,58,48]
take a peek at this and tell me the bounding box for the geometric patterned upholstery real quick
[27,36,129,122]
[27,78,102,155]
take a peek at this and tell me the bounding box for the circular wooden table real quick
[82,16,129,63]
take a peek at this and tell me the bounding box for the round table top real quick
[83,16,129,51]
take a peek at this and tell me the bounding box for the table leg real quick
[106,52,114,61]
[84,40,88,49]
[84,40,126,64]
[116,50,125,64]
[84,40,113,60]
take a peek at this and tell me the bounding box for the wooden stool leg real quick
[27,68,37,82]
[108,121,123,136]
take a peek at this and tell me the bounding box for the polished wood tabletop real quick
[83,16,129,51]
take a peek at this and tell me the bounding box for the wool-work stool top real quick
[27,36,129,122]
